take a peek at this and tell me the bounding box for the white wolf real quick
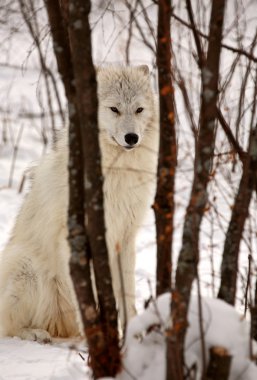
[0,65,159,342]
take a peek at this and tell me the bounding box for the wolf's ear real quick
[137,65,150,75]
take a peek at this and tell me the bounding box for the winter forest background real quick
[0,0,257,379]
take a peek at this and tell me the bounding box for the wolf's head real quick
[97,65,155,151]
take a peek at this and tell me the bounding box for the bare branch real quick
[172,12,257,63]
[185,0,205,68]
[217,108,246,162]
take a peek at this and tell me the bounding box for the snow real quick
[0,1,257,379]
[0,293,256,380]
[0,338,88,380]
[120,294,257,380]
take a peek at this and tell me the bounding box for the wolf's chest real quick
[103,168,144,203]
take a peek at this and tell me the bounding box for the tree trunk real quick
[154,0,177,297]
[217,161,253,304]
[154,1,178,378]
[173,0,226,373]
[251,277,257,342]
[206,347,232,380]
[45,0,120,377]
[218,125,257,304]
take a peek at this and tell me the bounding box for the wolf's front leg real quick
[0,254,46,341]
[110,232,137,331]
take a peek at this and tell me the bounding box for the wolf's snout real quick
[125,133,139,146]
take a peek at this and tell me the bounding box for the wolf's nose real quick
[125,133,139,146]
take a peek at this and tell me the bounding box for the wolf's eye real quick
[136,107,144,114]
[110,107,119,114]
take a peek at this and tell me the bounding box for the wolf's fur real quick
[0,66,158,341]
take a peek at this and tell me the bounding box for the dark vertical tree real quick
[45,0,120,378]
[206,347,232,380]
[154,0,177,297]
[153,1,178,379]
[251,276,257,342]
[217,128,256,304]
[171,0,226,376]
[218,61,257,304]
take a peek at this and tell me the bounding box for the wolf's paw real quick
[18,328,52,343]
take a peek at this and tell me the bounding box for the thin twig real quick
[195,266,207,379]
[172,12,257,63]
[8,123,24,188]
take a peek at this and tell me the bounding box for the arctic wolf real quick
[0,65,158,342]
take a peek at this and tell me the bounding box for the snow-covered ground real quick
[0,1,257,379]
[0,338,89,380]
[120,294,257,380]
